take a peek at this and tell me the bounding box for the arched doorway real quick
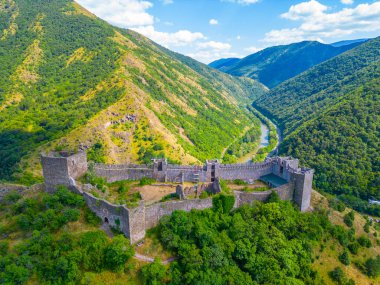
[104,217,109,224]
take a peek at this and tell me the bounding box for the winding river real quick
[237,119,282,163]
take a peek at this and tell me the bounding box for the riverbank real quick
[236,107,282,163]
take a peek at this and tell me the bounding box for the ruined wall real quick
[94,164,153,183]
[128,204,146,244]
[83,192,131,237]
[233,182,294,208]
[67,152,88,179]
[219,161,273,181]
[166,165,207,183]
[144,198,213,229]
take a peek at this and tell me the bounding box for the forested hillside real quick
[209,41,361,88]
[253,38,380,211]
[2,188,379,284]
[0,0,265,183]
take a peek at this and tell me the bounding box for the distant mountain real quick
[210,40,363,88]
[209,57,240,71]
[0,0,266,182]
[330,38,369,47]
[253,37,380,209]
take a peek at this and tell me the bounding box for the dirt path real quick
[134,253,176,264]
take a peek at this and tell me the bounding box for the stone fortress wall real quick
[40,151,314,243]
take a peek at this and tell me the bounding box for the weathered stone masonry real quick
[41,152,314,243]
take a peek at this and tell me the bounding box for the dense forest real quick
[209,41,362,88]
[2,188,379,284]
[0,0,265,184]
[253,37,380,213]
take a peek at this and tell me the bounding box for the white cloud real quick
[77,0,207,50]
[236,35,241,40]
[198,41,231,50]
[263,1,380,45]
[209,19,219,25]
[76,0,154,27]
[187,51,240,64]
[281,0,328,20]
[133,25,206,47]
[341,0,354,5]
[245,46,263,53]
[222,0,259,5]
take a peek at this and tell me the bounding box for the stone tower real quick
[292,169,314,212]
[41,151,88,192]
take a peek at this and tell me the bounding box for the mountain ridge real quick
[209,40,364,88]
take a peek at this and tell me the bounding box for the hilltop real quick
[209,41,362,88]
[253,37,380,212]
[0,0,266,184]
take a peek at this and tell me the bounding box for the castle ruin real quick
[41,151,314,243]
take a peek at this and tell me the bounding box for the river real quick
[237,120,282,163]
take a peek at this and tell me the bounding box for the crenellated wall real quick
[233,182,294,208]
[40,152,314,244]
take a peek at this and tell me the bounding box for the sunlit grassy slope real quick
[0,0,266,183]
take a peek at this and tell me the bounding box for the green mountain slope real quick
[209,57,240,70]
[0,0,266,183]
[211,41,362,88]
[253,37,380,210]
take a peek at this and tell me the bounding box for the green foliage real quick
[343,211,355,227]
[3,190,22,204]
[158,200,331,284]
[84,207,102,226]
[104,235,134,272]
[339,251,351,266]
[140,258,167,285]
[267,191,281,203]
[254,39,380,214]
[329,197,346,212]
[139,177,155,186]
[329,267,355,285]
[212,194,235,213]
[0,0,266,183]
[233,179,247,185]
[357,235,372,248]
[213,41,361,88]
[0,187,134,284]
[364,255,380,277]
[84,171,107,191]
[199,190,209,199]
[87,142,106,163]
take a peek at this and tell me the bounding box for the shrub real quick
[357,236,372,248]
[364,255,380,277]
[329,198,346,212]
[329,267,355,285]
[233,179,247,185]
[339,251,350,266]
[140,258,166,285]
[104,235,134,272]
[212,194,235,213]
[3,191,22,204]
[84,207,102,226]
[348,242,359,255]
[343,211,355,227]
[139,177,155,186]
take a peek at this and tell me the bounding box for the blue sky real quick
[77,0,380,63]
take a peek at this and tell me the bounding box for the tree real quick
[212,194,235,213]
[339,251,350,266]
[364,255,380,277]
[140,258,166,285]
[104,235,134,271]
